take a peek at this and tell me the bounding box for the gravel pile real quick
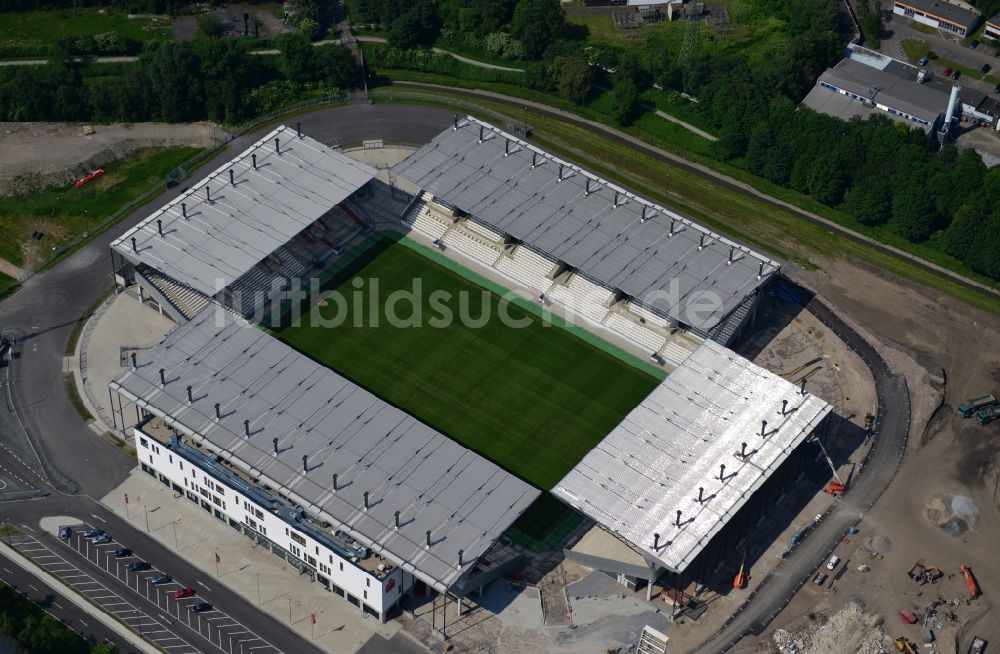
[773,606,890,654]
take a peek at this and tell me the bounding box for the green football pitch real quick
[275,237,660,490]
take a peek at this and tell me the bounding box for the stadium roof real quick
[111,125,376,298]
[109,308,539,594]
[552,339,831,573]
[390,117,780,334]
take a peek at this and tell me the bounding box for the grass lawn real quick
[0,146,202,268]
[0,9,172,56]
[901,37,931,63]
[275,238,660,490]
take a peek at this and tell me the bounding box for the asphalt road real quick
[2,494,327,654]
[689,297,911,653]
[0,545,138,653]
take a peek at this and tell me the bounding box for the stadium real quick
[105,118,831,636]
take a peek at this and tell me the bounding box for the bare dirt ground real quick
[728,255,1000,654]
[0,122,221,196]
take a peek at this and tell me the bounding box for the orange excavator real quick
[960,564,980,599]
[733,545,749,589]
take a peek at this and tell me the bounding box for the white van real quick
[826,555,840,570]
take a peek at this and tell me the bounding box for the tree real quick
[548,54,591,104]
[276,32,317,83]
[611,78,640,125]
[298,17,321,41]
[314,45,358,88]
[197,13,220,38]
[510,0,566,59]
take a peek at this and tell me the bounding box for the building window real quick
[339,562,344,572]
[291,532,306,546]
[139,437,148,448]
[366,578,370,588]
[315,546,319,555]
[168,455,173,464]
[179,462,183,471]
[363,590,368,600]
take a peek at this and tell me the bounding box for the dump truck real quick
[958,394,996,418]
[961,564,980,598]
[976,405,1000,425]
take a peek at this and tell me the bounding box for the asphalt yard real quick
[8,520,284,654]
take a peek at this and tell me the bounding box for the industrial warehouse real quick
[105,118,834,637]
[802,48,1000,138]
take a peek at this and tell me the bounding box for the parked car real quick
[126,561,150,572]
[150,574,171,585]
[174,587,195,599]
[952,70,962,80]
[971,39,980,49]
[83,528,104,539]
[58,526,72,540]
[93,534,112,544]
[113,547,132,558]
[942,67,954,76]
[826,555,840,570]
[993,84,1000,94]
[919,56,929,66]
[982,63,991,73]
[190,603,212,613]
[814,572,828,585]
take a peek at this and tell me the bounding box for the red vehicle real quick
[174,587,195,599]
[942,67,954,77]
[74,168,105,189]
[899,609,918,624]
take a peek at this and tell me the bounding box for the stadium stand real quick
[441,225,504,267]
[135,268,211,321]
[494,246,557,294]
[546,272,615,324]
[391,117,781,344]
[603,312,667,353]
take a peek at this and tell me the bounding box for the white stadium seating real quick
[603,312,667,353]
[625,300,672,329]
[139,269,211,320]
[495,246,556,293]
[547,274,614,324]
[442,228,503,267]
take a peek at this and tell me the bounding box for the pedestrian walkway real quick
[101,470,408,654]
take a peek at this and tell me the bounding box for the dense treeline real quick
[364,0,1000,282]
[0,581,118,654]
[0,0,267,14]
[0,34,356,124]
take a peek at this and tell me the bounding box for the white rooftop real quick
[109,308,539,594]
[552,339,831,573]
[111,125,376,297]
[391,117,780,334]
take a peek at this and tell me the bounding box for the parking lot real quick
[9,521,284,654]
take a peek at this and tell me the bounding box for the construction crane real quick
[960,564,980,599]
[733,544,749,589]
